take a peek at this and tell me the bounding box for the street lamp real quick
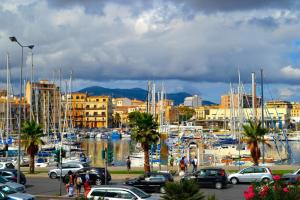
[9,36,34,184]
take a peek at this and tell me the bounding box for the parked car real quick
[63,167,111,185]
[35,158,48,168]
[282,168,300,185]
[0,176,25,193]
[48,161,89,179]
[228,166,273,184]
[181,167,228,189]
[0,170,26,185]
[125,173,169,193]
[87,185,158,200]
[0,183,34,200]
[0,162,14,170]
[145,172,174,182]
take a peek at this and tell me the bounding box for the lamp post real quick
[9,36,34,184]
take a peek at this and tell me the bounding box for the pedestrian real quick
[75,172,82,197]
[63,171,70,193]
[184,156,188,172]
[126,156,131,173]
[192,156,198,173]
[179,157,185,176]
[83,177,91,199]
[68,171,75,197]
[169,155,174,168]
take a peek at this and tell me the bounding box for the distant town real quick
[0,79,297,134]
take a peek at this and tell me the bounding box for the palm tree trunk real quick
[30,154,35,174]
[142,143,150,173]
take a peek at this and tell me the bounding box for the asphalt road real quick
[26,177,248,200]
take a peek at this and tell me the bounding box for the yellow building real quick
[68,93,113,128]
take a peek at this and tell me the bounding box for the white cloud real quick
[280,66,300,78]
[278,87,294,97]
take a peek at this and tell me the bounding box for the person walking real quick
[68,171,75,197]
[179,157,185,176]
[192,156,198,173]
[169,155,174,168]
[83,178,91,199]
[75,172,82,198]
[184,156,188,172]
[126,156,131,173]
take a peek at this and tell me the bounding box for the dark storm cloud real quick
[1,0,300,95]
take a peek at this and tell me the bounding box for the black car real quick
[181,168,228,189]
[64,167,111,185]
[145,172,174,182]
[125,173,171,193]
[0,169,26,185]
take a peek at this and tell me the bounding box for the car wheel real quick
[49,172,57,179]
[215,182,223,189]
[230,177,238,185]
[21,179,26,185]
[160,187,166,194]
[95,178,102,185]
[262,178,270,183]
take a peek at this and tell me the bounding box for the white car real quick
[0,183,35,200]
[87,185,158,200]
[0,162,15,170]
[228,166,273,184]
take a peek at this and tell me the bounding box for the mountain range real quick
[78,86,215,105]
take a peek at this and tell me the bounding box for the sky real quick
[1,0,300,103]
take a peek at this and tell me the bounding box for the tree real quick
[21,120,45,174]
[161,180,216,200]
[242,120,270,166]
[112,113,121,128]
[177,106,195,122]
[128,111,159,172]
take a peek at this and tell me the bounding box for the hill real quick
[78,86,215,105]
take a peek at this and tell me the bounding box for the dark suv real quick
[181,168,228,189]
[0,169,26,185]
[65,167,111,185]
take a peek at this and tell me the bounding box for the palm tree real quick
[128,111,159,172]
[161,180,211,200]
[21,120,44,174]
[242,120,270,166]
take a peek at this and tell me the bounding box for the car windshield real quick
[131,187,151,198]
[0,185,16,195]
[0,177,8,183]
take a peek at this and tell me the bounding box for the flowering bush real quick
[243,175,300,200]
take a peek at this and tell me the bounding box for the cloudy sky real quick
[1,0,300,103]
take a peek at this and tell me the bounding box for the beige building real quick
[112,98,131,107]
[220,94,260,109]
[25,80,60,133]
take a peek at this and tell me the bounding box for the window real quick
[198,170,207,176]
[91,189,106,197]
[207,170,218,176]
[94,105,96,108]
[241,168,254,174]
[103,99,106,102]
[254,168,267,173]
[106,190,120,198]
[61,163,69,169]
[76,96,79,99]
[1,172,11,177]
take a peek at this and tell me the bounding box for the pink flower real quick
[273,175,281,181]
[283,187,289,193]
[244,190,255,200]
[259,186,269,198]
[248,185,254,192]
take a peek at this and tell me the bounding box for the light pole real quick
[9,36,34,184]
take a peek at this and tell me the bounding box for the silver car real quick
[0,176,25,193]
[0,183,35,200]
[48,162,89,179]
[228,166,273,184]
[87,185,159,200]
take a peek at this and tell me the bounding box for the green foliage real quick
[21,120,44,173]
[128,112,159,145]
[128,111,160,172]
[242,120,270,165]
[177,106,195,122]
[161,180,206,200]
[244,176,300,200]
